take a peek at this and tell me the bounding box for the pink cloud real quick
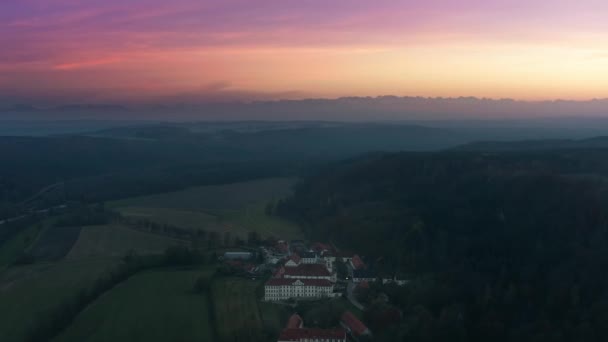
[53,57,124,70]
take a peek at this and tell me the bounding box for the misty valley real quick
[0,121,607,341]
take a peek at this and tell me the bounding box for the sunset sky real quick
[3,0,608,105]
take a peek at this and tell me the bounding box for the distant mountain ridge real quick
[4,96,608,121]
[457,136,608,151]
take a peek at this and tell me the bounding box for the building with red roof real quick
[350,254,365,270]
[311,242,332,253]
[283,263,333,281]
[286,313,304,329]
[278,328,346,342]
[285,254,301,267]
[340,311,371,339]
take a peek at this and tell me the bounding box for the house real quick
[286,314,304,329]
[311,242,332,254]
[285,254,302,267]
[222,251,253,260]
[278,314,346,342]
[340,311,371,341]
[352,269,376,283]
[264,278,334,301]
[278,328,346,342]
[350,255,365,270]
[300,251,318,264]
[321,251,336,273]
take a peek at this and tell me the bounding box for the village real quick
[221,239,409,342]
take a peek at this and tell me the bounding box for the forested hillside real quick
[277,150,608,341]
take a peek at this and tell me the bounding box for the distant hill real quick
[6,96,608,121]
[457,136,608,151]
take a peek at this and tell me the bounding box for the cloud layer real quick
[3,0,608,105]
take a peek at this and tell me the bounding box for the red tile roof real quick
[283,264,331,277]
[279,328,346,341]
[351,255,365,270]
[286,314,304,329]
[341,311,370,336]
[285,254,301,265]
[273,266,285,278]
[311,242,332,253]
[266,278,333,287]
[357,280,370,290]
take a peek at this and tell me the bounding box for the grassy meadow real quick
[0,258,119,342]
[0,221,45,269]
[53,267,216,342]
[67,224,187,259]
[0,177,302,342]
[110,177,303,240]
[211,277,285,342]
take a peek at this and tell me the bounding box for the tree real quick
[193,275,212,293]
[247,231,260,246]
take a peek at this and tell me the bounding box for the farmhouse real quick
[340,311,372,341]
[286,313,304,329]
[350,255,365,270]
[278,328,346,342]
[311,242,332,254]
[277,314,346,342]
[264,278,334,301]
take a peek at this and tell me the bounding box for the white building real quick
[300,251,318,264]
[284,254,301,267]
[264,278,334,301]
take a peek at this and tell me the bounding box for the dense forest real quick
[277,149,608,342]
[0,122,466,218]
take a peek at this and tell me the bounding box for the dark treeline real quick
[277,150,608,342]
[0,133,311,219]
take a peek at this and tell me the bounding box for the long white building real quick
[264,278,334,301]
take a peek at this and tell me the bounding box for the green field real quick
[67,224,188,259]
[0,258,118,342]
[0,177,301,342]
[0,222,45,269]
[53,267,216,342]
[116,207,223,231]
[111,177,303,240]
[211,277,285,341]
[111,177,295,211]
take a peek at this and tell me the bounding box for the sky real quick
[3,0,608,105]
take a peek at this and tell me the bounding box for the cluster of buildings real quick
[277,312,371,342]
[262,239,408,301]
[265,251,339,301]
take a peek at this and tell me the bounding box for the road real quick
[346,280,365,310]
